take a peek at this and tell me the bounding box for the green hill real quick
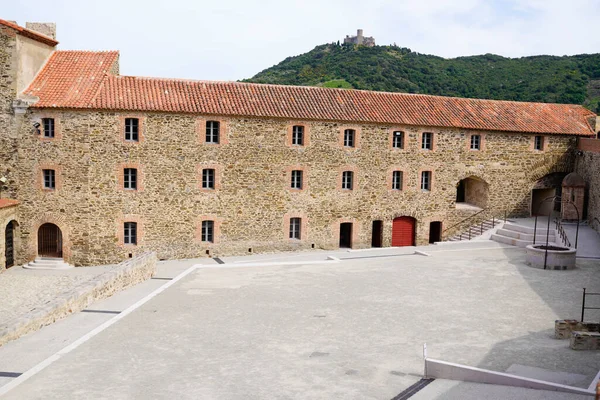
[244,43,600,112]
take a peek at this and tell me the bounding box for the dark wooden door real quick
[392,217,415,247]
[5,221,14,268]
[371,220,383,247]
[38,223,63,258]
[339,223,353,248]
[429,221,442,244]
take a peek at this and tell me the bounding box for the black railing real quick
[581,288,600,322]
[554,218,572,248]
[443,209,507,241]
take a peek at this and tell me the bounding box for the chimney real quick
[25,22,56,40]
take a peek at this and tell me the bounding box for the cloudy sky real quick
[5,0,600,81]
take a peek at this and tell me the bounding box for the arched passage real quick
[531,172,566,216]
[4,220,16,268]
[38,223,63,258]
[392,216,416,247]
[456,176,489,209]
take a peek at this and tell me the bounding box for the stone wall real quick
[12,108,577,266]
[576,150,600,229]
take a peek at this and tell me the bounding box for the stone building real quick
[0,19,598,268]
[343,29,375,47]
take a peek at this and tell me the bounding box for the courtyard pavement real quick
[0,240,599,399]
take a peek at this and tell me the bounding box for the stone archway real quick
[37,223,63,258]
[531,172,567,216]
[455,176,489,209]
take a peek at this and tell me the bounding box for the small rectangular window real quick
[42,169,55,189]
[289,217,301,239]
[422,132,433,150]
[344,129,355,148]
[342,171,354,190]
[202,220,214,242]
[125,118,139,142]
[392,171,403,190]
[470,135,480,150]
[206,121,220,144]
[534,135,544,150]
[393,131,404,149]
[124,168,137,190]
[421,171,432,191]
[291,170,303,189]
[202,168,215,189]
[292,126,304,146]
[124,222,137,245]
[42,118,55,138]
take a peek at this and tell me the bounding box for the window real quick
[202,168,215,189]
[421,171,432,191]
[342,171,354,190]
[343,129,355,148]
[292,126,304,146]
[42,169,55,189]
[125,118,139,142]
[42,118,55,138]
[201,220,214,242]
[392,171,403,190]
[534,135,544,151]
[470,135,481,150]
[422,132,433,150]
[291,170,303,189]
[289,218,301,239]
[124,168,137,190]
[393,131,404,149]
[206,121,220,144]
[124,222,137,245]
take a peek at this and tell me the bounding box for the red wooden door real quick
[392,217,415,247]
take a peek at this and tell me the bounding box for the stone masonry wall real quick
[576,150,600,230]
[13,109,577,266]
[0,26,18,200]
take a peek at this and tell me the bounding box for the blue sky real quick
[4,0,600,81]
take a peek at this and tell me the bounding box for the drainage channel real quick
[390,378,435,400]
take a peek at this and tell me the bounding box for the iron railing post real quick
[582,288,586,322]
[543,213,551,270]
[533,215,538,245]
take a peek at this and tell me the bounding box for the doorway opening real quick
[371,220,383,248]
[429,221,442,244]
[392,216,416,247]
[38,223,63,258]
[5,221,15,268]
[339,223,353,248]
[455,176,489,209]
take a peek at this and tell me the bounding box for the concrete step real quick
[23,258,73,270]
[496,228,555,241]
[490,233,559,248]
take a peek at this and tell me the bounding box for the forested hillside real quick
[245,43,600,112]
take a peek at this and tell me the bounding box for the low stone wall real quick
[570,331,600,350]
[555,319,600,339]
[0,252,156,346]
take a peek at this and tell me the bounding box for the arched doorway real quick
[455,176,489,209]
[392,217,416,247]
[5,221,15,268]
[38,223,63,258]
[531,172,566,216]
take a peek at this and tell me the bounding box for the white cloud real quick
[3,0,600,80]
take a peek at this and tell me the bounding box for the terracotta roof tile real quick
[25,50,596,136]
[0,199,20,209]
[0,19,58,47]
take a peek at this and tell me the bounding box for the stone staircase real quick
[447,218,503,241]
[491,223,557,248]
[23,257,73,270]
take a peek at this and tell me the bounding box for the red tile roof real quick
[25,50,596,136]
[0,19,58,47]
[0,199,20,209]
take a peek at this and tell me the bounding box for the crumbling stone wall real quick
[12,108,577,266]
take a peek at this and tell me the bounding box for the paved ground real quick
[0,240,599,399]
[0,264,115,329]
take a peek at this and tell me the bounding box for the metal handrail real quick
[443,208,507,241]
[554,218,571,247]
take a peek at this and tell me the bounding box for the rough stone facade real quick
[6,108,576,267]
[575,145,600,230]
